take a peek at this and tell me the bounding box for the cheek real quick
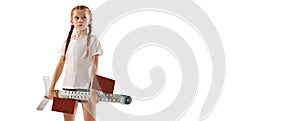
[83,20,90,24]
[71,19,77,24]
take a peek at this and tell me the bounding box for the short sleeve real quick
[90,36,103,56]
[58,40,66,56]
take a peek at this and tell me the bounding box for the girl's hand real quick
[47,89,57,99]
[88,89,99,103]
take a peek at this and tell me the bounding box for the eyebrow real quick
[73,15,87,18]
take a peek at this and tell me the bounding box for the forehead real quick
[72,9,90,16]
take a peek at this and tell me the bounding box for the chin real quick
[76,26,87,30]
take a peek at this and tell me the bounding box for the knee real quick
[84,116,96,121]
[63,113,75,121]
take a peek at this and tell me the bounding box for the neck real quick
[75,29,88,40]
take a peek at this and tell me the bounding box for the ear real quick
[70,20,74,25]
[89,18,93,24]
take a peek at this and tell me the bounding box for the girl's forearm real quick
[49,56,65,91]
[90,55,99,90]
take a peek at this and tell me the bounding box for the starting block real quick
[37,75,132,114]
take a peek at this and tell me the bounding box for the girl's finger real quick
[87,96,91,102]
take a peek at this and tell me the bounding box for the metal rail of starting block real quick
[37,76,132,111]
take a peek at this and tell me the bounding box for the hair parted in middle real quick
[64,5,92,58]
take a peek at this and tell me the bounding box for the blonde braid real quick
[85,24,92,58]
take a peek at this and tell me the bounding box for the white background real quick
[0,0,299,121]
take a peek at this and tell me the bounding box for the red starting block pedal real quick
[92,75,115,94]
[52,97,76,114]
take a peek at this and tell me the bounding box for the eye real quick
[74,16,79,20]
[83,16,87,19]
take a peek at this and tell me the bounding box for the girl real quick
[47,5,103,121]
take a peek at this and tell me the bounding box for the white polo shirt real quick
[59,35,103,89]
